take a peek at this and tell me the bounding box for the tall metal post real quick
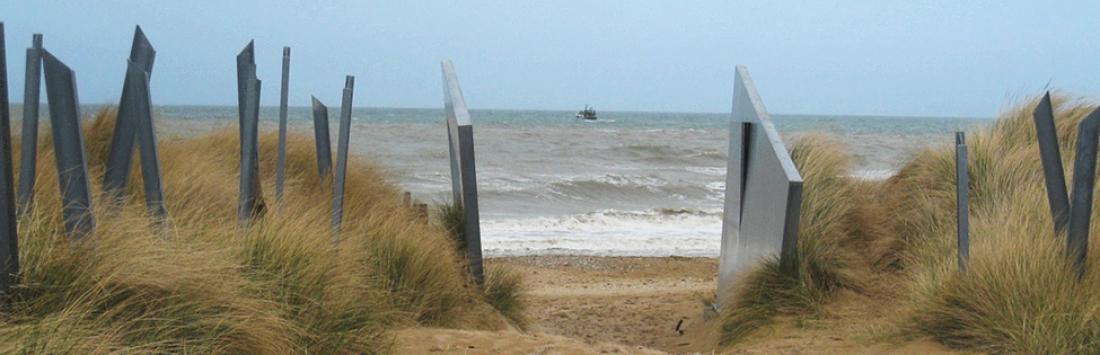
[442,60,484,285]
[17,33,42,217]
[276,47,290,202]
[956,132,969,273]
[1067,108,1100,278]
[311,96,332,184]
[331,76,354,234]
[1034,92,1070,235]
[103,26,156,204]
[0,23,20,292]
[41,50,95,238]
[236,42,264,224]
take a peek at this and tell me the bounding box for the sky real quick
[1,1,1097,117]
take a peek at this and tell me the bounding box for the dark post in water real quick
[331,76,354,234]
[17,33,42,217]
[0,23,21,292]
[42,50,95,238]
[236,42,265,224]
[311,97,332,185]
[955,132,969,273]
[1067,108,1100,278]
[276,47,290,202]
[1034,92,1070,236]
[103,26,166,220]
[442,60,484,285]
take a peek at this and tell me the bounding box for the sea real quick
[37,105,992,257]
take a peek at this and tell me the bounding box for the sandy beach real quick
[396,256,958,354]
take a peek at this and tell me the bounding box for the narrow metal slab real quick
[331,76,354,233]
[103,26,155,203]
[311,96,332,183]
[956,133,969,273]
[125,60,166,220]
[41,50,94,238]
[276,47,290,202]
[718,66,803,298]
[1033,92,1069,235]
[441,60,483,285]
[17,33,42,216]
[1067,107,1100,278]
[238,74,262,224]
[0,23,20,291]
[236,42,264,224]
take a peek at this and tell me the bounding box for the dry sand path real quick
[396,256,961,354]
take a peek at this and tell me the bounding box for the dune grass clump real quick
[882,93,1100,353]
[434,203,528,327]
[719,135,876,344]
[0,109,508,353]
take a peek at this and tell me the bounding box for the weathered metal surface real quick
[103,26,156,206]
[276,47,290,202]
[125,60,167,220]
[0,23,20,291]
[956,132,969,273]
[17,33,42,216]
[311,96,332,183]
[1067,107,1100,277]
[41,50,95,237]
[717,66,803,298]
[1034,92,1069,235]
[331,76,353,233]
[441,60,484,285]
[236,42,264,224]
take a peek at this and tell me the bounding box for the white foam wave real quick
[481,208,722,257]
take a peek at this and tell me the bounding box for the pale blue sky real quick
[1,1,1097,117]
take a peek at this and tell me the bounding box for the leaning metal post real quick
[42,50,95,238]
[1034,92,1070,235]
[17,33,42,217]
[331,76,354,235]
[1067,108,1100,278]
[0,23,20,292]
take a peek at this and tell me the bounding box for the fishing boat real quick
[575,105,598,121]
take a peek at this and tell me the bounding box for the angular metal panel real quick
[126,60,167,220]
[311,96,332,183]
[956,132,969,273]
[441,60,483,285]
[442,60,467,205]
[331,76,354,233]
[236,42,264,224]
[1033,92,1069,235]
[276,47,290,202]
[0,23,20,291]
[41,50,95,238]
[1067,107,1100,278]
[17,33,42,216]
[103,26,156,201]
[718,66,803,298]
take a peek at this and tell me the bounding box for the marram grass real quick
[0,109,517,353]
[719,93,1100,353]
[885,93,1100,353]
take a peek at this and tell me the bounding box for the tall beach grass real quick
[0,109,515,353]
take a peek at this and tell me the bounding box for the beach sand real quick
[396,256,959,354]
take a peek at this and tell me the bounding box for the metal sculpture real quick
[17,33,42,216]
[42,50,95,237]
[331,76,353,233]
[441,60,484,285]
[718,65,803,299]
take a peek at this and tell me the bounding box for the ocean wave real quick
[481,208,722,257]
[610,144,726,163]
